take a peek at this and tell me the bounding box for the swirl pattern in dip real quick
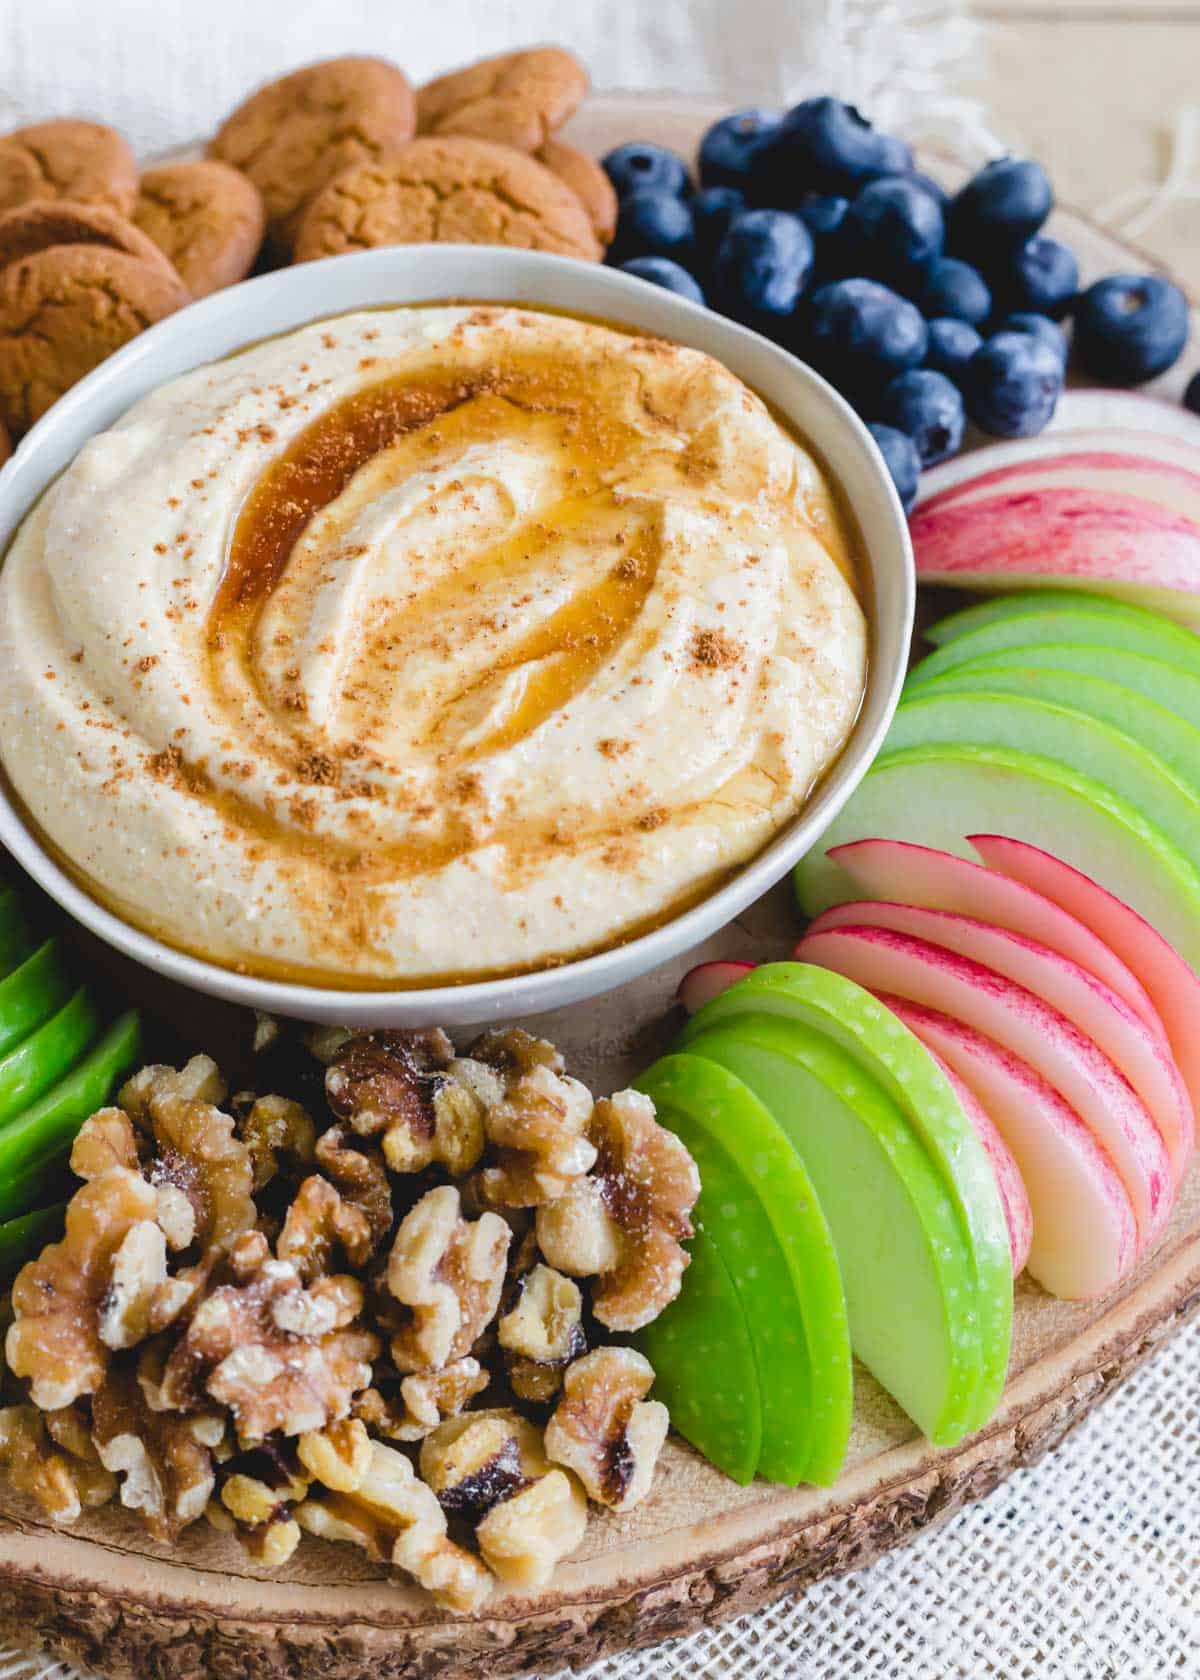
[0,306,867,984]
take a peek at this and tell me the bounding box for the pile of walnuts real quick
[0,1025,700,1613]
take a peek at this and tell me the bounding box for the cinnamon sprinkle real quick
[688,628,744,672]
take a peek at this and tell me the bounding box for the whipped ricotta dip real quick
[0,305,868,984]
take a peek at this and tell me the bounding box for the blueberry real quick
[1186,371,1200,416]
[602,142,691,203]
[910,170,950,211]
[964,330,1064,436]
[995,312,1067,367]
[868,422,921,513]
[692,185,746,268]
[876,133,915,176]
[948,156,1053,252]
[698,108,781,191]
[846,177,944,282]
[609,188,695,266]
[925,317,983,381]
[805,277,929,402]
[757,97,906,200]
[992,234,1078,319]
[794,195,852,282]
[916,256,991,325]
[797,194,850,240]
[877,368,965,467]
[1074,273,1190,385]
[712,209,814,337]
[620,256,706,304]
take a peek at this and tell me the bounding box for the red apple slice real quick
[880,993,1138,1299]
[795,923,1172,1248]
[910,487,1200,627]
[921,444,1200,525]
[921,1042,1032,1276]
[918,431,1200,513]
[827,838,1162,1032]
[802,899,1192,1184]
[971,832,1200,1138]
[677,961,757,1014]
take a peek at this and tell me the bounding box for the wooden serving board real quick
[2,94,1200,1680]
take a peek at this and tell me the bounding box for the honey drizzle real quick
[190,349,680,970]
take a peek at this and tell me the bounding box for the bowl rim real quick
[0,245,913,1025]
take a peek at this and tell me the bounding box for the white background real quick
[0,0,853,157]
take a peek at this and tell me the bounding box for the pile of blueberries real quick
[602,98,1194,512]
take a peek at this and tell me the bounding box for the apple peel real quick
[919,438,1200,520]
[910,420,1200,627]
[971,832,1200,1143]
[795,923,1172,1250]
[881,993,1139,1300]
[826,838,1162,1032]
[803,899,1192,1184]
[922,1043,1032,1277]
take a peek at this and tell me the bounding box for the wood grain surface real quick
[1,94,1199,1680]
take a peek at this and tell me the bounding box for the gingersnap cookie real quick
[0,121,137,218]
[293,135,601,264]
[0,245,188,434]
[537,138,618,245]
[135,160,265,299]
[0,199,177,280]
[417,46,588,152]
[209,55,416,249]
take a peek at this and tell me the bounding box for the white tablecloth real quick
[0,3,1196,1676]
[0,0,989,160]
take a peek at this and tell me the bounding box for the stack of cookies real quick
[0,46,615,451]
[213,48,613,264]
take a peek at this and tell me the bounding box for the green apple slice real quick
[916,594,1200,684]
[0,989,100,1127]
[0,1202,67,1281]
[794,742,1200,974]
[636,1220,762,1484]
[0,939,72,1060]
[680,963,1012,1434]
[680,1012,981,1445]
[918,643,1200,734]
[913,666,1200,801]
[0,1010,140,1222]
[637,1053,852,1485]
[886,689,1200,864]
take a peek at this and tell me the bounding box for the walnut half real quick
[295,1438,492,1614]
[497,1263,585,1403]
[6,1166,160,1409]
[468,1028,597,1208]
[121,1057,256,1252]
[158,1232,378,1442]
[420,1408,587,1591]
[386,1186,510,1375]
[325,1029,485,1177]
[91,1363,217,1542]
[0,1405,116,1525]
[536,1089,699,1332]
[236,1094,316,1192]
[544,1347,668,1513]
[354,1357,489,1443]
[214,1442,312,1566]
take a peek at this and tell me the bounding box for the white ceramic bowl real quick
[0,247,913,1027]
